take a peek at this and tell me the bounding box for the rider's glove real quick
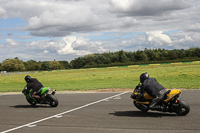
[135,84,141,89]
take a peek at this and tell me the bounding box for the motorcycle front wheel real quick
[134,101,149,112]
[175,100,190,116]
[46,94,59,107]
[26,97,36,106]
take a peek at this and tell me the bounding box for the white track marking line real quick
[114,96,121,99]
[1,91,129,133]
[27,125,36,128]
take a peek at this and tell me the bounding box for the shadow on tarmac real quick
[109,110,177,117]
[10,105,51,108]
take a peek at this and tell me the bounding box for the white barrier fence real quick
[0,71,35,76]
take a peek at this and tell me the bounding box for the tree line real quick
[0,58,71,72]
[0,48,200,71]
[70,47,200,68]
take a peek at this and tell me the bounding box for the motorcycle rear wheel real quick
[46,94,59,107]
[175,100,190,116]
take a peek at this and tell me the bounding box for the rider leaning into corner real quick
[24,75,44,99]
[139,72,167,111]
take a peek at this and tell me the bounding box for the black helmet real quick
[140,72,149,83]
[25,75,31,83]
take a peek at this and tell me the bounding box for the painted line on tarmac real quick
[1,91,129,133]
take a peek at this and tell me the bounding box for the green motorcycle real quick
[22,86,58,107]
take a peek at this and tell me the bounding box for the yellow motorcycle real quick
[130,84,190,116]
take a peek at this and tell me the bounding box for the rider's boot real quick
[150,105,163,111]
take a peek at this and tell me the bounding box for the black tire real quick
[46,94,59,107]
[134,101,149,112]
[175,100,190,116]
[26,97,36,106]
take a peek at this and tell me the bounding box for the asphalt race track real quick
[0,90,200,133]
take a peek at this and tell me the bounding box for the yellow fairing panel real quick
[164,89,181,102]
[134,99,150,104]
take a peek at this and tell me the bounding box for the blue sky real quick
[0,18,26,42]
[0,0,200,62]
[0,18,53,43]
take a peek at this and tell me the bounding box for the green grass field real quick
[0,62,200,92]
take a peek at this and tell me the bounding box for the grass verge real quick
[0,62,200,92]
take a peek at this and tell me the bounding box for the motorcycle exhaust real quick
[52,90,56,95]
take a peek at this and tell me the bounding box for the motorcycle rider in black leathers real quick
[24,75,44,98]
[139,72,166,111]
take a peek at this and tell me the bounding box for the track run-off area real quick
[0,90,200,133]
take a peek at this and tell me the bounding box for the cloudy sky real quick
[0,0,200,62]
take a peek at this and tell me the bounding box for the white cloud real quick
[29,36,107,56]
[146,31,172,47]
[109,0,190,16]
[171,31,200,49]
[109,0,135,12]
[43,50,49,54]
[3,0,190,37]
[24,2,100,36]
[58,36,78,55]
[6,39,18,46]
[187,23,200,32]
[0,6,7,18]
[0,0,193,37]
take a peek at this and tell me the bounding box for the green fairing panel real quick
[41,87,50,94]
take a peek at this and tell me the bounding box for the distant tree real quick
[188,47,200,57]
[85,55,95,65]
[59,61,71,69]
[1,58,25,71]
[110,53,119,62]
[0,63,2,71]
[70,57,86,69]
[134,50,148,61]
[50,60,61,70]
[177,49,186,59]
[118,50,128,62]
[41,62,50,70]
[152,52,160,61]
[195,48,200,57]
[24,60,41,71]
[144,48,153,61]
[168,50,178,60]
[159,49,169,60]
[93,55,105,64]
[102,52,112,64]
